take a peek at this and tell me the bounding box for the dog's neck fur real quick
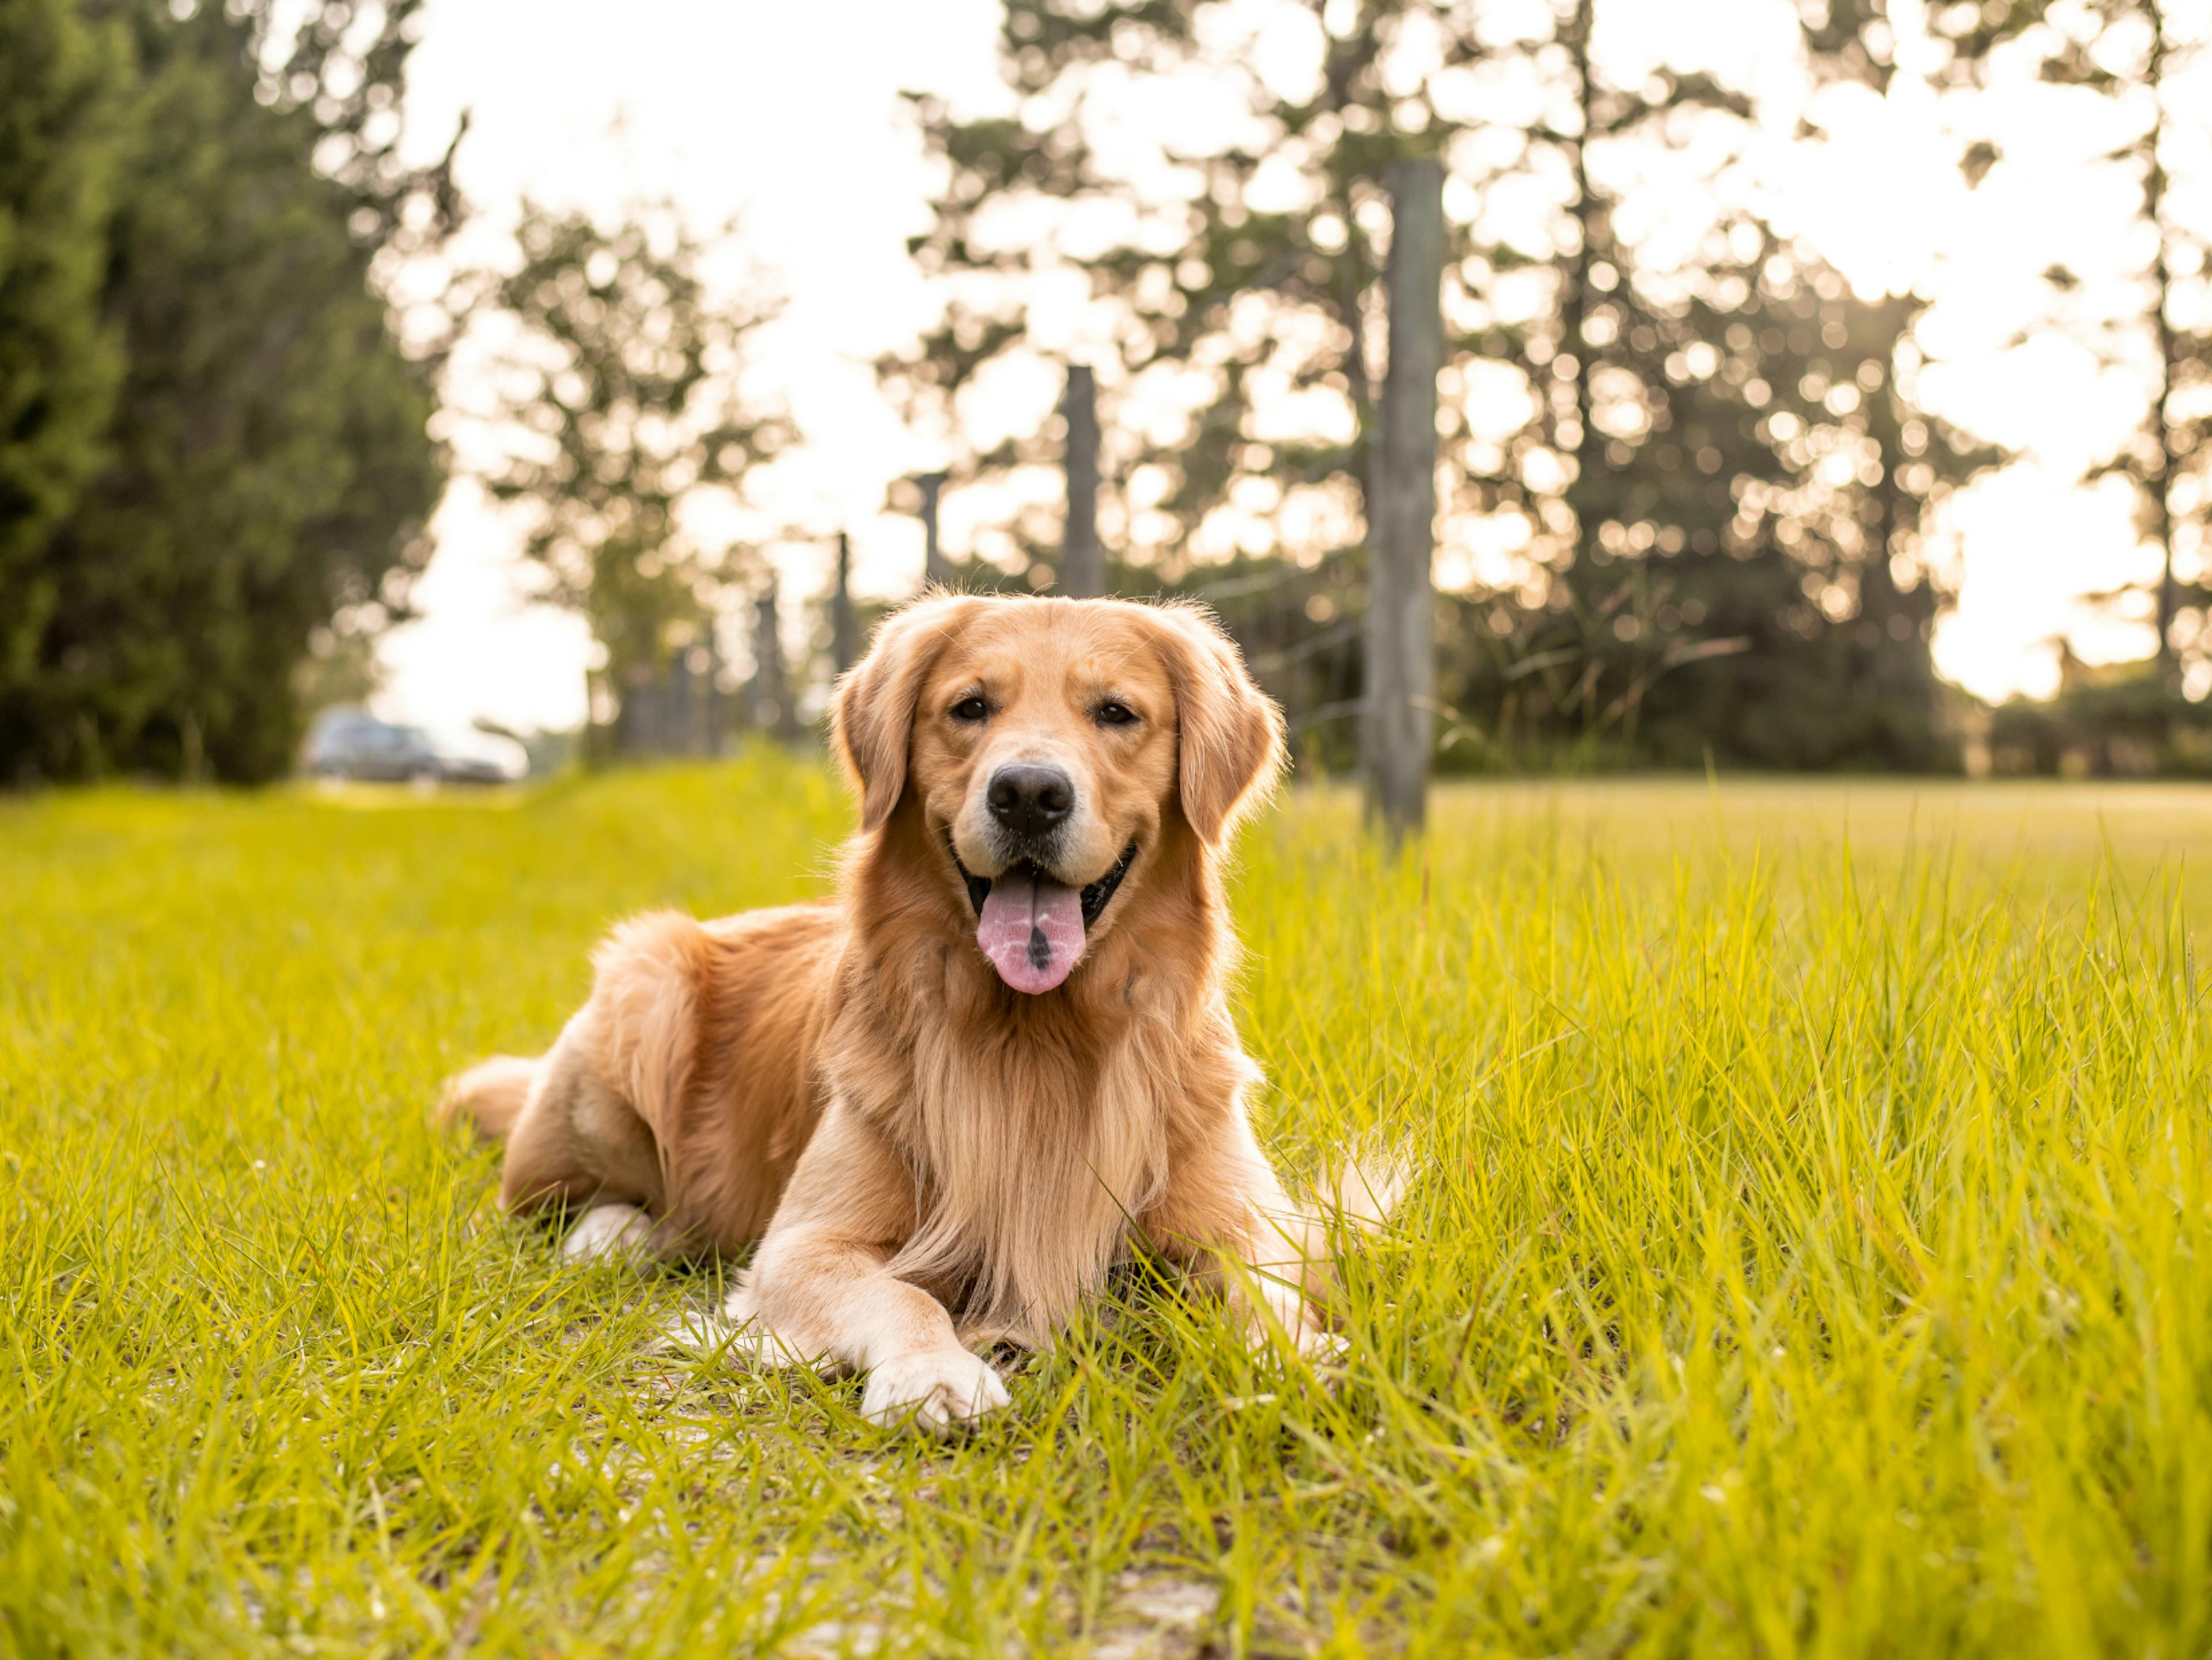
[824,796,1249,1343]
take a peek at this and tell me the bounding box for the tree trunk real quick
[706,634,728,755]
[2145,0,2180,688]
[1363,158,1445,840]
[1061,365,1104,598]
[752,583,797,742]
[1561,0,1604,678]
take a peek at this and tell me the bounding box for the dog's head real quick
[831,593,1285,993]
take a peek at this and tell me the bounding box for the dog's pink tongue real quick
[975,868,1086,993]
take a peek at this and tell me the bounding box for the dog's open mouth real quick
[949,838,1137,995]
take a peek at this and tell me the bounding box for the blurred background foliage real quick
[468,203,795,747]
[0,0,457,783]
[0,0,2207,782]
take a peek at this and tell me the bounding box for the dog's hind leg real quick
[497,1022,676,1253]
[471,910,720,1264]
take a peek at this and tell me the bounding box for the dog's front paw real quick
[1295,1327,1350,1365]
[861,1347,1010,1435]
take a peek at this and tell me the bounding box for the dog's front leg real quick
[738,1106,1009,1435]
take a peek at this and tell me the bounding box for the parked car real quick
[301,706,528,784]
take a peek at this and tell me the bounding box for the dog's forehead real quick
[930,606,1168,696]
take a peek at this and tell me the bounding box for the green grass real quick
[7,760,2212,1657]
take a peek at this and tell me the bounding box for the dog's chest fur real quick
[832,952,1229,1344]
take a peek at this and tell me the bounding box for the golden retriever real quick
[444,592,1384,1433]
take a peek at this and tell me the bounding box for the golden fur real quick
[444,593,1381,1432]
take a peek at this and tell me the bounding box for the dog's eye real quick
[950,696,989,724]
[1095,701,1138,728]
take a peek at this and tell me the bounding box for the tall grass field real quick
[5,760,2212,1657]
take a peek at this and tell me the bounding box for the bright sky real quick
[376,0,2187,733]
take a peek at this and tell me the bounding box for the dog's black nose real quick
[986,765,1074,840]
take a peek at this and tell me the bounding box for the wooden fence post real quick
[917,472,951,588]
[752,581,797,742]
[1364,158,1444,840]
[832,531,859,676]
[1061,365,1104,598]
[704,634,728,755]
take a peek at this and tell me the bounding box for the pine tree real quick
[0,0,459,783]
[0,0,125,705]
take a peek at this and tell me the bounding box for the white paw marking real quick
[561,1203,655,1264]
[860,1347,1011,1435]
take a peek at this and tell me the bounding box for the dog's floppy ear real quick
[832,593,971,833]
[1150,602,1287,845]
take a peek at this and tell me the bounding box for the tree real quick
[1791,2,2011,741]
[1446,1,1998,770]
[0,0,124,710]
[888,0,1988,770]
[0,0,459,784]
[1963,0,2209,690]
[881,0,1472,591]
[1454,265,1991,770]
[472,205,794,725]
